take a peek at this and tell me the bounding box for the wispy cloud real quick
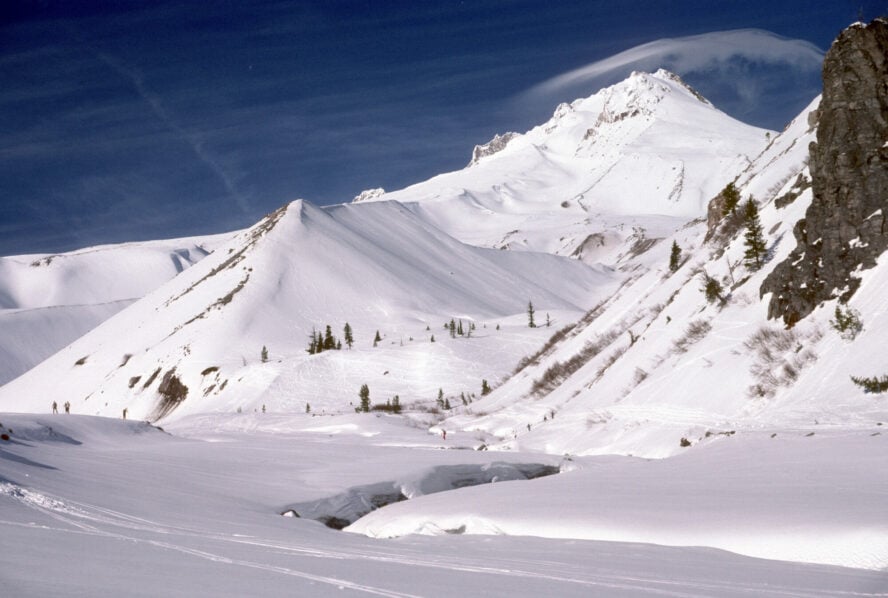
[520,29,825,127]
[94,51,252,215]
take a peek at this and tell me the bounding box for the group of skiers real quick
[50,401,71,414]
[51,401,128,419]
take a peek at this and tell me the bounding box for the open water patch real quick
[281,462,559,530]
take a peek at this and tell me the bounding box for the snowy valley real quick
[2,20,887,597]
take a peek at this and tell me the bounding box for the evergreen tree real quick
[457,320,464,336]
[335,340,342,350]
[305,403,311,414]
[392,395,401,413]
[344,322,354,349]
[701,274,724,304]
[527,301,536,328]
[481,379,491,395]
[436,388,445,409]
[444,398,451,410]
[742,198,767,270]
[430,334,435,342]
[359,384,370,413]
[373,330,382,347]
[669,241,682,273]
[261,345,269,362]
[323,325,335,350]
[307,329,318,354]
[545,313,551,327]
[721,181,740,216]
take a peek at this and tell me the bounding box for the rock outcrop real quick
[762,19,888,326]
[468,132,518,166]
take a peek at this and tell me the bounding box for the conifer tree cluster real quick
[307,324,345,354]
[445,318,474,338]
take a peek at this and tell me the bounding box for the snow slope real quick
[0,413,884,596]
[362,70,770,264]
[0,234,230,384]
[438,95,886,461]
[0,199,616,422]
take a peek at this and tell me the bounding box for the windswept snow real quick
[0,199,617,422]
[364,70,770,262]
[2,69,886,596]
[0,414,884,596]
[0,234,230,384]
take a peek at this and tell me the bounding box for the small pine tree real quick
[430,334,435,342]
[449,319,456,338]
[344,322,354,349]
[457,320,464,336]
[830,305,863,340]
[444,398,451,410]
[527,301,536,328]
[481,379,491,395]
[359,384,370,413]
[323,325,335,350]
[495,323,500,330]
[436,388,445,409]
[669,241,681,273]
[261,345,269,362]
[305,403,311,413]
[721,181,740,216]
[742,198,766,270]
[701,274,724,304]
[545,313,551,327]
[373,330,381,347]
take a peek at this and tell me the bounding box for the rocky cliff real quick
[762,19,888,326]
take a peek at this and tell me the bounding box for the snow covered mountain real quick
[0,233,230,384]
[3,21,888,592]
[0,199,615,421]
[360,69,770,264]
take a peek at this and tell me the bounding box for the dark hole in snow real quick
[281,462,560,530]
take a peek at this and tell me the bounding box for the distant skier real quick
[64,401,70,414]
[442,430,446,440]
[52,401,58,414]
[122,408,128,420]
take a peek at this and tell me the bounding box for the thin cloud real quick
[94,51,252,215]
[521,29,825,126]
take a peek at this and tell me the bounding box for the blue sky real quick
[0,0,879,255]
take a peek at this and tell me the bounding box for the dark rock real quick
[762,20,888,326]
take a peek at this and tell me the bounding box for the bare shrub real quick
[514,322,577,374]
[530,329,620,396]
[142,367,162,389]
[744,326,818,398]
[672,320,712,354]
[595,345,628,380]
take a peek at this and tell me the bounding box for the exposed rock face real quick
[468,132,518,166]
[352,188,386,203]
[762,19,888,326]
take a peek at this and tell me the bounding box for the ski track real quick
[2,480,881,597]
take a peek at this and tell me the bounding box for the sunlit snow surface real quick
[0,414,885,596]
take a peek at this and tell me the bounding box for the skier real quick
[442,430,447,440]
[122,407,128,420]
[52,401,58,414]
[64,401,70,414]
